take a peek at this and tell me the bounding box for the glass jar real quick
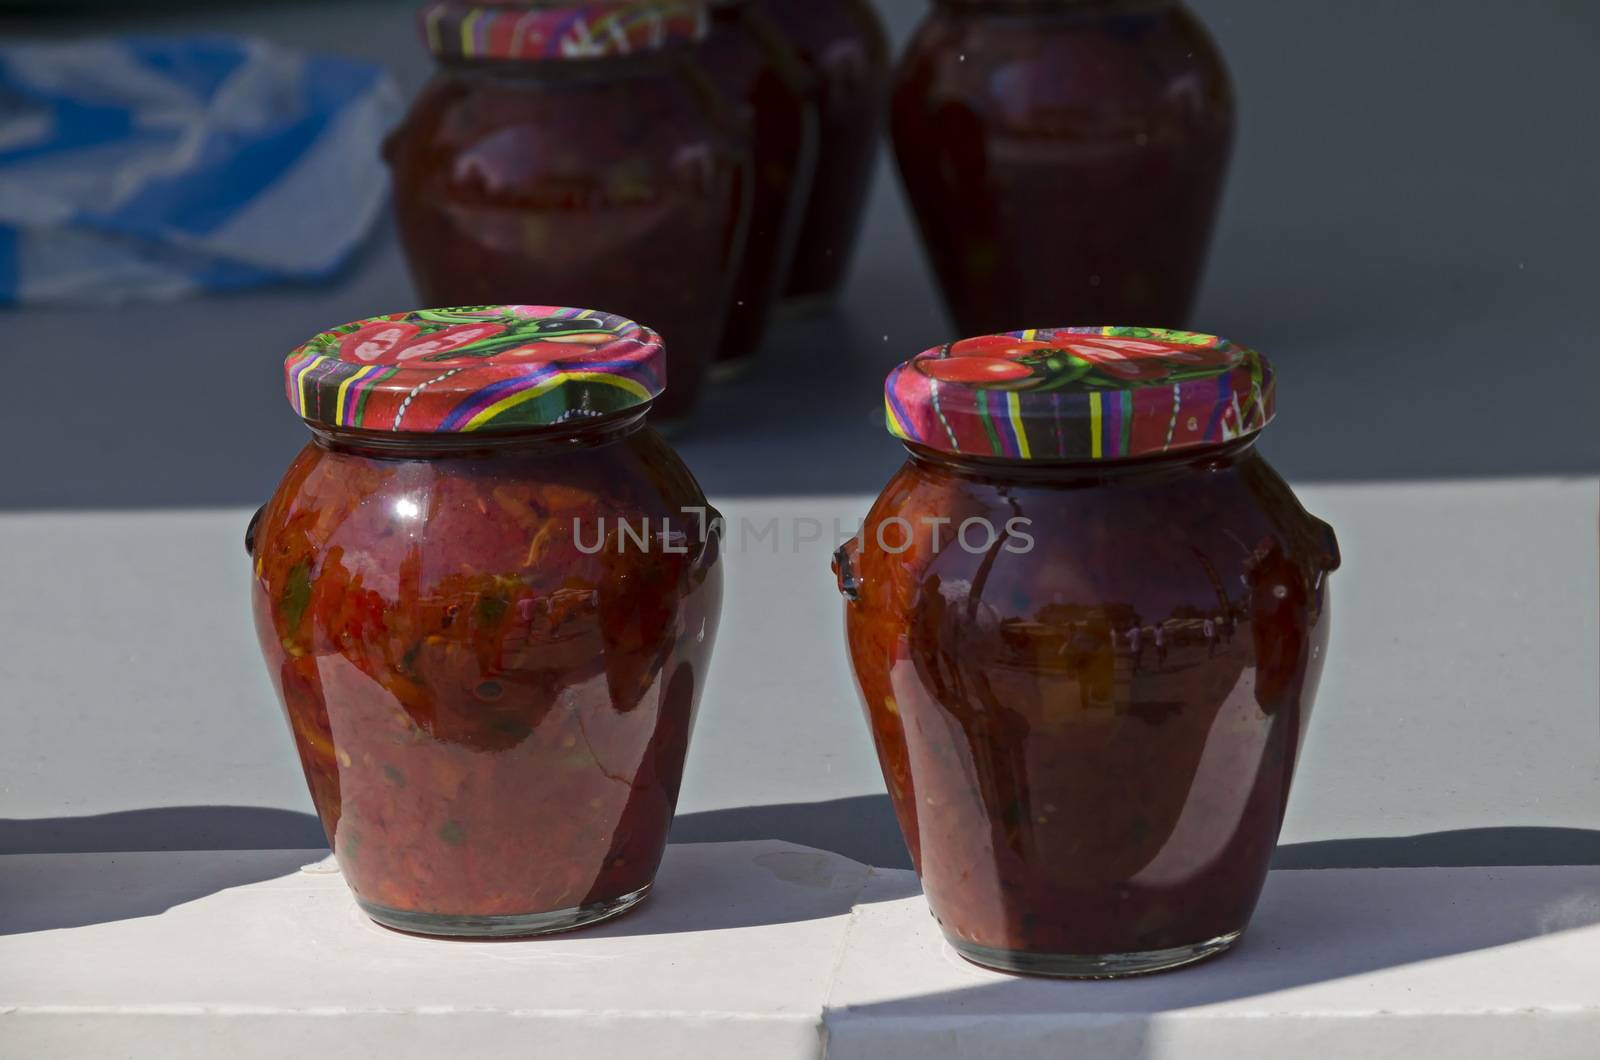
[385,1,752,425]
[699,0,819,371]
[759,0,890,305]
[833,328,1338,976]
[249,305,724,937]
[892,1,1235,335]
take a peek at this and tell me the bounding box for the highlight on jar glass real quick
[699,0,819,374]
[248,305,725,938]
[384,1,751,426]
[833,328,1339,977]
[892,1,1234,335]
[760,0,890,308]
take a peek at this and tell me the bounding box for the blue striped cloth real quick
[0,35,399,304]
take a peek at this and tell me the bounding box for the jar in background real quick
[892,1,1235,335]
[760,0,890,307]
[834,328,1338,976]
[250,305,724,937]
[699,0,820,371]
[385,1,752,425]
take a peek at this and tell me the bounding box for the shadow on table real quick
[671,795,1600,871]
[0,805,328,855]
[1274,827,1600,869]
[1,807,888,940]
[0,807,329,937]
[572,838,893,943]
[0,846,318,937]
[10,799,1600,869]
[672,795,911,868]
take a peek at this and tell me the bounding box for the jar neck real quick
[310,408,650,459]
[904,434,1260,485]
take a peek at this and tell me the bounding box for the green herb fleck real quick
[281,561,312,630]
[439,820,467,846]
[477,596,508,624]
[382,764,406,788]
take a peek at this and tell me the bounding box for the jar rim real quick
[308,406,651,456]
[902,432,1260,481]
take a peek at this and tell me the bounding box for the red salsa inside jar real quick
[252,306,722,936]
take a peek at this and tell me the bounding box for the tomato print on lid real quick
[884,327,1275,462]
[283,305,665,433]
[418,1,710,62]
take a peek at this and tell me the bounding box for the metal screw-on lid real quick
[284,306,665,434]
[884,327,1274,461]
[418,1,710,62]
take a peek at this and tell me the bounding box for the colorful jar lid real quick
[884,327,1274,462]
[284,306,665,434]
[419,1,709,61]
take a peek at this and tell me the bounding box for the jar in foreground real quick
[250,306,724,937]
[699,0,819,371]
[892,1,1234,335]
[760,0,889,306]
[834,328,1338,976]
[385,1,752,425]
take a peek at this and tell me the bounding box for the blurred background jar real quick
[385,1,752,426]
[892,0,1235,335]
[760,0,890,308]
[699,0,820,374]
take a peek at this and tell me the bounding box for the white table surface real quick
[4,842,1599,1059]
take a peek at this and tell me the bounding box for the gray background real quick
[0,1,1596,870]
[0,0,1596,509]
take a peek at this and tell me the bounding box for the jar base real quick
[948,929,1241,979]
[359,884,652,939]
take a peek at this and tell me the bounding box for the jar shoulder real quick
[388,66,746,191]
[855,451,1333,623]
[895,3,1232,121]
[255,430,713,573]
